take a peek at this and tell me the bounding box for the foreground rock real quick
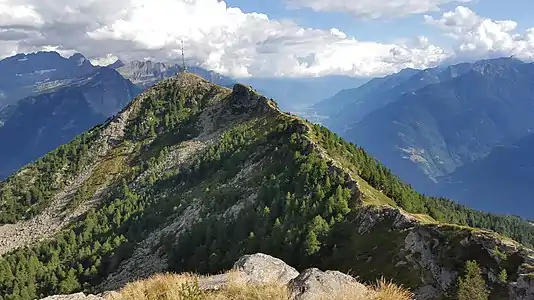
[41,253,387,300]
[288,268,371,300]
[40,293,104,300]
[199,253,300,290]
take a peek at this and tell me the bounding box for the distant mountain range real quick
[312,57,534,218]
[110,60,236,89]
[0,51,97,108]
[107,59,366,113]
[313,61,480,131]
[239,76,368,112]
[0,51,367,180]
[436,133,534,216]
[0,67,140,179]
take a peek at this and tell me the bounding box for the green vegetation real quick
[0,76,532,300]
[498,269,508,283]
[457,261,489,300]
[311,123,534,247]
[0,181,141,299]
[0,127,102,223]
[164,118,355,273]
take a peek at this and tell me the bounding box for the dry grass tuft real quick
[106,273,413,300]
[371,278,414,300]
[212,281,289,300]
[106,272,289,300]
[107,273,203,300]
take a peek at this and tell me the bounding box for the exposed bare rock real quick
[234,253,300,285]
[356,205,418,234]
[199,253,299,291]
[288,268,371,300]
[40,293,103,300]
[44,254,378,300]
[510,273,534,300]
[230,84,275,113]
[404,228,458,298]
[0,164,98,256]
[98,202,202,291]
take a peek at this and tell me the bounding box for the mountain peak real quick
[68,53,93,68]
[472,56,524,75]
[230,83,279,112]
[173,72,210,87]
[69,53,86,61]
[107,59,125,69]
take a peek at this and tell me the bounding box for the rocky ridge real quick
[2,73,534,300]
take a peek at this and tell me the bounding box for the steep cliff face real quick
[1,73,534,300]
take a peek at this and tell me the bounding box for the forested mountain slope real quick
[0,67,140,180]
[347,58,534,190]
[436,133,534,217]
[0,74,534,300]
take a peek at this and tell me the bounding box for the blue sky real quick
[226,0,534,46]
[225,0,437,42]
[1,0,534,77]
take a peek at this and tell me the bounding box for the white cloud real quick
[0,2,43,27]
[425,6,534,61]
[2,1,533,78]
[0,0,447,77]
[286,0,472,19]
[90,54,120,66]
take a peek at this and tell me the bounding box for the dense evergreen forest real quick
[0,79,531,299]
[312,125,534,246]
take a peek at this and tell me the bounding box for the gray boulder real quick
[288,268,371,300]
[40,293,104,300]
[200,253,299,290]
[234,253,300,285]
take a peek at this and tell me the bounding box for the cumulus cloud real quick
[425,6,534,61]
[0,0,448,77]
[286,0,473,19]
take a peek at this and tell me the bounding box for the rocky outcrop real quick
[349,204,534,300]
[43,254,384,300]
[234,253,300,285]
[200,253,299,290]
[40,293,104,300]
[509,254,534,299]
[288,268,370,300]
[355,205,419,234]
[230,84,276,113]
[510,273,534,300]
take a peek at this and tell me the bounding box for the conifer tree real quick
[457,260,490,300]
